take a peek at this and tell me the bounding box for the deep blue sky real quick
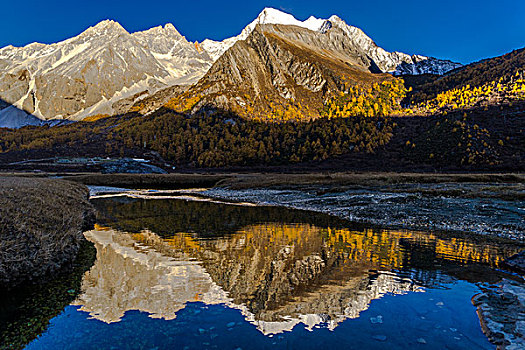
[1,0,523,64]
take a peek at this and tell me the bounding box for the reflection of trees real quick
[92,198,520,270]
[91,197,353,237]
[79,196,520,334]
[156,222,518,317]
[78,227,418,334]
[77,198,522,335]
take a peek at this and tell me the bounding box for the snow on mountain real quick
[325,15,462,75]
[0,20,213,127]
[0,105,46,128]
[132,23,212,82]
[201,8,327,61]
[200,8,462,75]
[0,8,461,128]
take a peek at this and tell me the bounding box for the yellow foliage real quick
[83,114,110,122]
[412,76,525,114]
[165,93,203,113]
[322,79,409,118]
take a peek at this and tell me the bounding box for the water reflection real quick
[74,197,521,337]
[75,226,421,334]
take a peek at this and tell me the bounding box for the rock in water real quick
[372,335,387,342]
[503,251,525,275]
[471,280,525,348]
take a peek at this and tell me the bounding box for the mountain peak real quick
[256,7,294,21]
[85,19,128,36]
[252,8,324,32]
[134,23,183,38]
[164,23,177,32]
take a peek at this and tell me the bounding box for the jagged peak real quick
[94,19,124,30]
[256,7,296,22]
[134,23,183,37]
[328,15,343,23]
[250,7,325,32]
[83,19,129,36]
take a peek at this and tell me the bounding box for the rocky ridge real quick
[201,8,461,75]
[0,20,212,126]
[0,8,461,127]
[164,23,398,118]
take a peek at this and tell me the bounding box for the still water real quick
[11,194,525,349]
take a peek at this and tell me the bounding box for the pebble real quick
[227,322,236,328]
[372,335,387,341]
[417,338,427,344]
[370,315,383,324]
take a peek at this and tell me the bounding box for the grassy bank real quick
[212,172,525,188]
[56,172,524,200]
[0,177,95,289]
[47,172,524,188]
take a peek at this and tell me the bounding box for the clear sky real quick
[1,0,523,64]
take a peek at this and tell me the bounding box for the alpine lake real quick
[2,188,524,350]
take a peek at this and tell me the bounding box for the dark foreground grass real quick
[0,177,95,289]
[54,172,524,200]
[57,172,525,189]
[214,173,525,200]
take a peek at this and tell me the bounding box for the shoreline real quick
[1,171,523,191]
[57,172,523,240]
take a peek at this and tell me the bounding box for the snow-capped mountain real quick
[201,8,326,61]
[0,20,212,126]
[200,8,461,75]
[0,8,461,128]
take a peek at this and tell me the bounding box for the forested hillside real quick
[0,47,523,172]
[407,48,525,104]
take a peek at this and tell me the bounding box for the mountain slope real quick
[163,23,398,120]
[0,20,212,126]
[200,8,461,75]
[407,47,525,103]
[0,8,462,128]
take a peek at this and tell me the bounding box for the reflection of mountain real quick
[76,207,518,335]
[75,226,418,334]
[73,229,229,323]
[91,196,354,237]
[92,197,520,269]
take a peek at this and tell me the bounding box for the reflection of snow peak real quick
[73,229,231,323]
[74,228,418,335]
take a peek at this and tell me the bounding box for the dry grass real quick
[0,177,95,289]
[214,172,525,189]
[60,172,525,200]
[55,172,525,191]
